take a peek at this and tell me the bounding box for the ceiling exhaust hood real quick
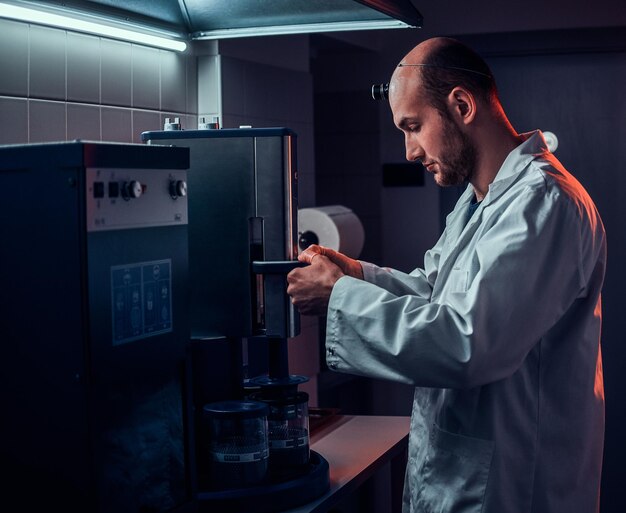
[1,0,422,49]
[186,0,424,39]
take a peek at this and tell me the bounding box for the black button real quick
[93,181,104,198]
[108,182,119,198]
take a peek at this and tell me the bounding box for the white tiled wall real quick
[0,18,197,145]
[0,18,319,403]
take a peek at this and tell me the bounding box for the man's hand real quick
[287,245,364,316]
[298,244,364,280]
[287,254,345,316]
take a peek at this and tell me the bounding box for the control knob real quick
[122,180,143,199]
[169,179,187,199]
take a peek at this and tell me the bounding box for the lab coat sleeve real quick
[358,230,445,301]
[326,184,595,389]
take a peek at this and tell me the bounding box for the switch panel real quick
[108,181,119,198]
[93,181,105,198]
[86,168,188,232]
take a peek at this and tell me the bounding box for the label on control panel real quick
[111,259,173,345]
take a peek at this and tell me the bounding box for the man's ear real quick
[447,86,476,125]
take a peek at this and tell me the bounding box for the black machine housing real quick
[0,141,194,513]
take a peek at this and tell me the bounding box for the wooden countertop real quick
[281,415,410,513]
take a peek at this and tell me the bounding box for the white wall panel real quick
[0,19,28,97]
[0,97,28,144]
[101,106,132,143]
[30,25,66,101]
[160,50,186,113]
[67,33,100,104]
[132,109,160,143]
[29,99,66,142]
[101,39,132,107]
[131,45,160,110]
[67,103,101,141]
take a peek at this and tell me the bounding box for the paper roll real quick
[297,205,365,259]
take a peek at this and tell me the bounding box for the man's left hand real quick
[286,255,344,316]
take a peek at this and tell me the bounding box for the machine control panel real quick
[86,168,188,232]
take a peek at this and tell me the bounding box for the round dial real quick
[127,180,143,198]
[170,180,187,199]
[122,180,142,199]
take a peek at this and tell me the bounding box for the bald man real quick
[287,37,606,513]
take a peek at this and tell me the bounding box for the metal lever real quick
[252,260,308,275]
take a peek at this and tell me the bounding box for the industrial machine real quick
[143,126,300,340]
[142,126,330,513]
[0,141,194,513]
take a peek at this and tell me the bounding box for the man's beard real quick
[434,115,477,187]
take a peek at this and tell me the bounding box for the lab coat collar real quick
[444,131,548,222]
[484,130,549,204]
[438,131,548,269]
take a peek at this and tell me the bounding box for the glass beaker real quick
[251,391,310,479]
[202,400,269,489]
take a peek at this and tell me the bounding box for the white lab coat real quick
[326,131,606,513]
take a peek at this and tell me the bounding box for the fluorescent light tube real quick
[193,19,412,40]
[0,2,187,51]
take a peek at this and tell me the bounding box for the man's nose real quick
[405,137,424,162]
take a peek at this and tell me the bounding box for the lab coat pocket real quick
[416,423,493,513]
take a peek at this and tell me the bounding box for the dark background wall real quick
[478,31,626,513]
